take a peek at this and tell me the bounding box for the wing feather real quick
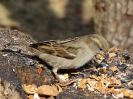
[30,37,81,59]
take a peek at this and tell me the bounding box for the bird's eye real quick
[100,48,103,51]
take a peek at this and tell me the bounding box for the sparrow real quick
[14,34,109,83]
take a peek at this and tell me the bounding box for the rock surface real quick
[0,29,55,99]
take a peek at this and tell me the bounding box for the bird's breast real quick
[72,50,95,69]
[43,49,96,70]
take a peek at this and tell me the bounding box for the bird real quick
[14,34,109,83]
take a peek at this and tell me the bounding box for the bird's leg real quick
[52,68,66,83]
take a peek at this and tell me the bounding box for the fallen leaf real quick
[95,87,111,93]
[87,78,97,87]
[90,75,100,81]
[36,85,61,96]
[130,91,133,98]
[22,84,37,94]
[110,66,119,72]
[120,88,131,98]
[59,80,75,87]
[77,79,87,89]
[111,89,123,98]
[109,46,119,53]
[108,53,117,58]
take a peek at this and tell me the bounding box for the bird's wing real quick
[30,37,82,59]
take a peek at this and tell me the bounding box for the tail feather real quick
[15,46,44,56]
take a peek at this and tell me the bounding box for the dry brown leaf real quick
[118,56,127,63]
[109,66,119,72]
[87,84,95,92]
[77,79,87,89]
[108,46,119,53]
[108,78,121,88]
[87,78,97,87]
[59,80,75,87]
[130,91,133,98]
[52,84,62,93]
[108,53,117,58]
[111,89,123,98]
[95,81,104,87]
[114,74,121,79]
[22,84,37,94]
[120,88,131,98]
[90,75,100,81]
[36,85,61,96]
[94,81,111,93]
[95,87,111,93]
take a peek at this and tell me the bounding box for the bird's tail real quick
[14,45,44,56]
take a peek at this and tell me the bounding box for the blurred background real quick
[0,0,133,51]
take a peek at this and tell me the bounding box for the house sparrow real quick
[14,34,109,83]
